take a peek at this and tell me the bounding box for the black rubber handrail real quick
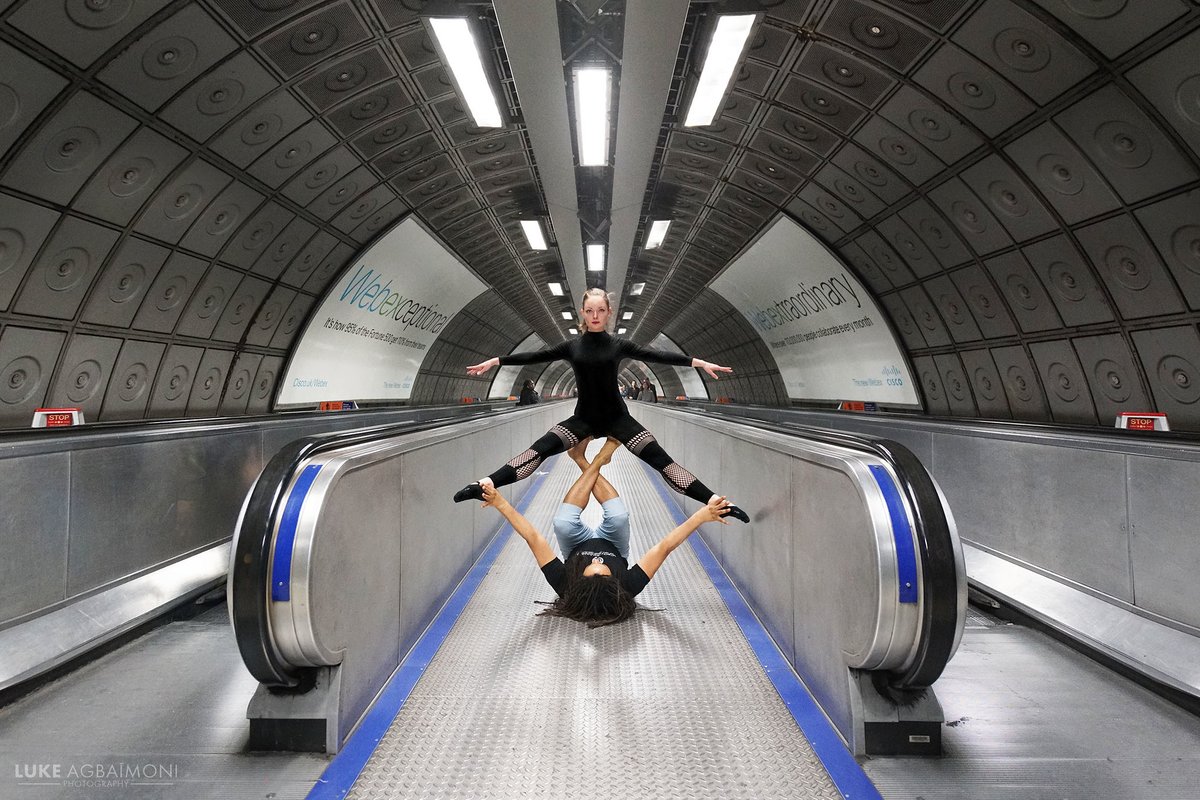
[231,408,527,687]
[670,405,959,689]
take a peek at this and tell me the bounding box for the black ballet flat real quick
[453,483,484,503]
[721,504,750,523]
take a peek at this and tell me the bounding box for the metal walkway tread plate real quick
[347,447,843,799]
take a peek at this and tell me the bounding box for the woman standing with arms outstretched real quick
[454,288,750,523]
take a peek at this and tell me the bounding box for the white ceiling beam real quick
[493,0,587,312]
[606,0,690,322]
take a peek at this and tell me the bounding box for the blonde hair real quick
[578,288,614,332]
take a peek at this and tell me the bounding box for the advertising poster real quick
[711,215,920,406]
[277,216,487,405]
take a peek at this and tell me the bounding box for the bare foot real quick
[567,436,593,466]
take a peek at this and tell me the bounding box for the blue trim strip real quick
[306,464,555,800]
[868,465,918,604]
[640,461,883,800]
[271,464,323,602]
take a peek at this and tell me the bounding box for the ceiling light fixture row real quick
[426,16,506,128]
[683,14,758,128]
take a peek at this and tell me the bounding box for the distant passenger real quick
[516,379,539,406]
[481,437,732,627]
[641,377,657,403]
[457,288,748,523]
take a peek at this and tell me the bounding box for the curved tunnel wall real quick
[0,0,1198,431]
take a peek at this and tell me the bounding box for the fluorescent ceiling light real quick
[683,14,756,127]
[631,282,645,296]
[574,66,610,166]
[622,311,633,320]
[548,282,564,296]
[617,327,627,334]
[561,311,573,320]
[569,327,578,335]
[586,243,606,272]
[645,220,671,249]
[428,17,503,128]
[520,220,547,250]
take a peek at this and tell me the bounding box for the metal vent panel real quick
[877,84,984,166]
[900,284,952,346]
[0,193,63,312]
[923,273,982,343]
[1073,333,1151,424]
[1,91,139,206]
[220,351,261,414]
[897,198,972,269]
[175,265,242,339]
[1030,339,1097,424]
[984,251,1063,333]
[247,119,338,188]
[912,354,948,413]
[948,263,1018,339]
[327,82,416,138]
[185,348,234,415]
[1135,189,1200,312]
[0,41,70,155]
[12,216,121,321]
[991,344,1049,419]
[74,127,191,226]
[927,177,1013,258]
[134,158,234,244]
[221,201,295,269]
[96,5,238,112]
[159,51,281,143]
[213,274,272,342]
[1004,122,1120,226]
[47,334,122,420]
[281,144,360,206]
[934,352,977,414]
[951,0,1095,106]
[246,286,297,347]
[100,339,166,420]
[958,153,1058,242]
[1054,84,1199,205]
[179,180,267,258]
[1075,214,1185,321]
[209,89,314,168]
[1131,325,1200,429]
[256,1,371,78]
[252,216,318,279]
[79,238,172,329]
[0,326,65,419]
[131,251,209,333]
[1021,235,1115,327]
[959,347,1011,417]
[147,343,203,417]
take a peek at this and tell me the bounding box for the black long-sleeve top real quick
[499,332,692,424]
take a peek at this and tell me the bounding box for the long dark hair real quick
[537,552,637,628]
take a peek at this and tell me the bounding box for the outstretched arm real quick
[482,484,556,568]
[617,340,733,380]
[636,496,731,579]
[468,342,571,375]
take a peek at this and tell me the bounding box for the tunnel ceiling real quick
[0,0,1198,428]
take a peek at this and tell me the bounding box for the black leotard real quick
[499,332,691,425]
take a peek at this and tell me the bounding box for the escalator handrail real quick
[231,408,522,687]
[676,405,960,689]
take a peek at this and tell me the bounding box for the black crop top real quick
[541,538,651,598]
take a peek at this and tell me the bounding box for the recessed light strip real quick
[520,220,547,250]
[428,17,503,128]
[574,66,611,166]
[683,14,756,128]
[645,219,671,249]
[586,243,606,272]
